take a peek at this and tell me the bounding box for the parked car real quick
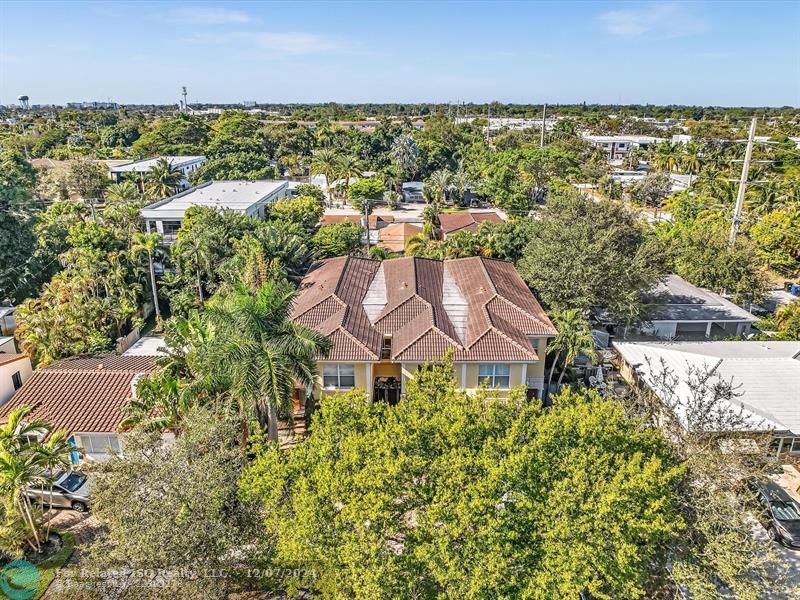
[747,479,800,549]
[26,471,91,512]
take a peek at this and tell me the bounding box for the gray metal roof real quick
[644,275,757,323]
[615,341,800,434]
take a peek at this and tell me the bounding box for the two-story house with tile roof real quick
[291,256,557,404]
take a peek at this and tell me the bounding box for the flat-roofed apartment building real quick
[141,179,288,243]
[291,256,557,405]
[108,155,206,189]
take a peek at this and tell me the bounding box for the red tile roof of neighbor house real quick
[319,214,395,228]
[377,222,423,252]
[0,354,27,367]
[438,211,504,235]
[0,353,159,434]
[291,256,556,362]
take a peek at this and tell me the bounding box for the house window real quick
[478,364,511,389]
[11,371,22,390]
[162,221,182,236]
[381,337,392,360]
[81,434,121,455]
[323,364,356,389]
[792,438,800,454]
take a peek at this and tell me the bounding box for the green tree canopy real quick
[312,221,363,257]
[270,195,324,230]
[518,192,667,321]
[241,362,683,599]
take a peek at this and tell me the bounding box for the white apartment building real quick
[109,155,207,190]
[141,180,288,243]
[582,135,665,160]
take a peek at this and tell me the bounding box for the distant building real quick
[141,180,288,243]
[631,274,758,340]
[65,101,118,110]
[0,354,32,406]
[108,155,206,189]
[582,135,665,160]
[377,222,423,252]
[438,211,504,238]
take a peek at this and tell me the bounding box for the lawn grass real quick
[32,530,76,600]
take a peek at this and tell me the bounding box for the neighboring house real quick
[108,155,206,189]
[377,222,423,253]
[0,337,16,354]
[141,180,288,243]
[319,214,395,229]
[291,256,558,405]
[0,354,32,405]
[614,341,800,456]
[402,182,424,203]
[582,135,665,160]
[0,306,15,337]
[630,274,758,340]
[0,354,159,463]
[438,211,504,238]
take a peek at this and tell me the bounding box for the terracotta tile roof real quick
[293,256,556,362]
[0,353,159,434]
[438,211,504,235]
[377,222,422,252]
[319,214,394,228]
[0,354,27,367]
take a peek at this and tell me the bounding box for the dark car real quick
[747,479,800,549]
[25,471,92,513]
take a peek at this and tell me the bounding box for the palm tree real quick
[121,371,194,434]
[105,181,140,201]
[390,134,419,181]
[205,279,331,444]
[652,142,681,173]
[428,169,452,204]
[144,158,184,199]
[34,431,71,540]
[682,141,703,185]
[450,167,473,206]
[310,148,341,204]
[546,309,598,397]
[132,232,162,323]
[335,154,365,201]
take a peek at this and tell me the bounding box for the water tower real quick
[17,95,29,109]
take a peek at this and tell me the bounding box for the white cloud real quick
[598,3,707,38]
[182,31,343,55]
[164,7,254,25]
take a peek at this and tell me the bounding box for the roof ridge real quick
[390,307,436,357]
[468,323,537,359]
[476,256,498,296]
[336,326,380,360]
[492,295,556,333]
[293,294,347,321]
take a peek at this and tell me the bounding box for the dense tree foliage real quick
[518,193,667,321]
[241,361,683,599]
[312,221,363,257]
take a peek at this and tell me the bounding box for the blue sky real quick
[1,1,798,106]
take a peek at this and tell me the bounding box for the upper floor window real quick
[323,364,356,389]
[11,371,22,390]
[162,221,182,236]
[81,434,121,455]
[381,337,392,360]
[478,363,510,389]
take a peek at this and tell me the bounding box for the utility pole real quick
[729,116,757,246]
[539,103,547,148]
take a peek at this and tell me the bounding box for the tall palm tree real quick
[335,154,365,201]
[34,431,71,540]
[144,158,184,199]
[450,167,473,206]
[652,142,681,173]
[310,148,341,204]
[131,232,162,323]
[205,279,331,444]
[390,134,419,182]
[682,141,703,186]
[546,309,598,397]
